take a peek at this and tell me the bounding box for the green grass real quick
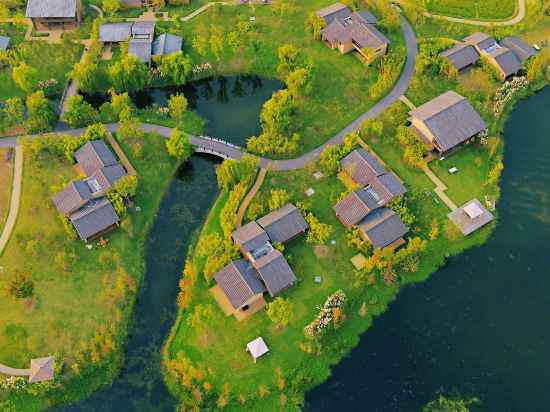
[0,148,13,229]
[0,132,178,411]
[424,0,517,20]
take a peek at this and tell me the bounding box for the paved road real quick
[424,0,525,26]
[0,16,418,171]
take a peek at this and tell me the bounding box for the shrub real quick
[304,290,347,339]
[304,13,326,40]
[265,297,293,327]
[26,91,55,133]
[7,272,34,299]
[305,213,333,245]
[319,145,342,176]
[166,129,193,161]
[112,175,138,199]
[216,155,259,191]
[268,189,290,211]
[62,95,100,128]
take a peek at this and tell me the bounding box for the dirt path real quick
[0,144,23,256]
[236,168,267,228]
[424,0,526,26]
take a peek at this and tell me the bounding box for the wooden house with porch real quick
[26,0,81,30]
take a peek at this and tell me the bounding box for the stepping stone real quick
[313,171,324,180]
[305,188,315,197]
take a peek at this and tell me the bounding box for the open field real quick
[424,0,517,20]
[0,149,14,230]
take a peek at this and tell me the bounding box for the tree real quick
[111,91,134,119]
[429,218,439,240]
[166,129,193,161]
[403,142,425,168]
[305,213,333,244]
[260,89,295,136]
[26,91,55,132]
[157,51,193,85]
[12,63,39,93]
[319,144,342,175]
[108,54,148,92]
[268,189,290,211]
[70,53,101,93]
[62,95,100,128]
[210,25,225,60]
[305,12,326,40]
[216,155,259,191]
[7,272,34,299]
[266,297,293,327]
[113,175,138,198]
[277,44,301,77]
[102,0,122,15]
[286,67,311,98]
[168,93,188,124]
[2,97,24,128]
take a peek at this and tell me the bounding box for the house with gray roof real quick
[257,203,309,244]
[26,0,81,30]
[318,4,389,64]
[464,32,497,53]
[334,187,382,228]
[500,36,536,62]
[70,198,120,242]
[214,259,266,318]
[53,180,93,216]
[74,140,118,176]
[358,207,408,249]
[485,46,521,79]
[440,43,480,71]
[409,91,487,154]
[251,248,297,297]
[128,21,155,64]
[0,36,10,51]
[152,33,183,57]
[232,221,270,254]
[99,22,132,44]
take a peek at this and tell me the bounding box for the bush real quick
[26,91,55,133]
[304,290,347,339]
[112,175,138,199]
[62,95,100,128]
[268,189,290,211]
[166,129,193,161]
[265,297,293,327]
[305,212,333,245]
[216,155,259,191]
[7,272,34,299]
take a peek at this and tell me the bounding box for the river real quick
[55,76,282,411]
[305,88,550,411]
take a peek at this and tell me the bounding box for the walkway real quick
[180,2,229,22]
[0,144,23,256]
[0,364,29,377]
[424,0,526,26]
[421,165,458,211]
[236,168,267,228]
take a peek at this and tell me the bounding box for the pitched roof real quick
[440,43,480,71]
[500,36,536,62]
[252,249,296,297]
[53,180,93,216]
[354,10,378,24]
[322,18,351,44]
[131,21,155,38]
[463,32,497,51]
[410,91,487,152]
[0,36,10,51]
[74,140,118,176]
[28,356,55,383]
[316,3,352,23]
[152,33,183,56]
[321,12,389,50]
[214,259,266,310]
[232,221,270,252]
[257,203,308,244]
[368,172,407,204]
[488,47,521,77]
[90,164,126,192]
[99,23,132,43]
[129,39,152,64]
[358,207,408,249]
[70,198,119,241]
[334,187,380,227]
[341,148,386,186]
[26,0,76,18]
[246,337,269,360]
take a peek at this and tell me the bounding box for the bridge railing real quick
[198,135,243,150]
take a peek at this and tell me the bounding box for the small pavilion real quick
[448,198,494,235]
[246,337,269,363]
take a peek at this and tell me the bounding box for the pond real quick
[54,75,282,411]
[83,75,284,146]
[305,87,550,411]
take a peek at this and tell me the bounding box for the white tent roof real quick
[464,202,484,219]
[246,337,269,361]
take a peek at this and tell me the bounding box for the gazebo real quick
[246,337,269,363]
[448,198,494,235]
[28,356,55,383]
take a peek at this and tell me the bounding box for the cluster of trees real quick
[62,95,100,128]
[108,175,139,217]
[388,195,416,227]
[370,53,404,100]
[195,232,238,283]
[318,132,359,175]
[304,211,333,245]
[193,21,254,60]
[396,125,427,168]
[70,40,104,93]
[165,129,193,161]
[0,92,55,134]
[216,155,259,191]
[248,44,313,156]
[109,53,149,93]
[416,39,458,79]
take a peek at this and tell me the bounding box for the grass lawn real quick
[0,149,14,230]
[0,132,178,411]
[173,0,407,156]
[424,0,517,20]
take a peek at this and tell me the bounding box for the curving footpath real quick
[424,0,525,26]
[0,16,417,172]
[0,145,23,256]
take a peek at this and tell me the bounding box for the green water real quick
[305,88,550,411]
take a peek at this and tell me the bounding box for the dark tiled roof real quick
[257,203,308,244]
[131,21,155,38]
[90,164,127,192]
[369,172,407,205]
[232,221,270,252]
[341,148,386,185]
[252,249,296,297]
[354,10,378,24]
[0,36,10,51]
[214,259,266,309]
[348,19,389,49]
[26,0,76,18]
[70,198,119,241]
[500,36,536,62]
[489,47,521,78]
[316,3,352,24]
[129,39,152,64]
[99,23,132,43]
[440,43,480,71]
[53,180,92,216]
[410,91,487,152]
[74,140,118,176]
[152,33,183,56]
[322,18,351,44]
[334,188,380,227]
[358,207,408,248]
[464,32,497,51]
